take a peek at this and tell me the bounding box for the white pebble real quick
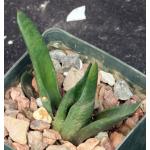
[66,5,86,22]
[100,70,115,86]
[36,98,43,107]
[63,72,68,76]
[33,107,52,123]
[79,59,83,70]
[4,35,7,40]
[8,40,13,45]
[114,80,133,100]
[40,1,50,11]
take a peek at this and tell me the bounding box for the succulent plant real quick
[17,11,140,145]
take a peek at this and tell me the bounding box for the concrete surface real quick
[4,0,146,73]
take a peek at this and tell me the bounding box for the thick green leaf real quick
[73,102,140,145]
[53,64,91,128]
[60,63,98,141]
[53,63,92,132]
[17,11,61,112]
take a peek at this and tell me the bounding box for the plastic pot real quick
[4,28,146,150]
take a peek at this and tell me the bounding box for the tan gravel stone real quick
[110,132,124,148]
[4,116,29,144]
[77,138,100,150]
[12,142,29,150]
[30,120,50,131]
[28,131,44,150]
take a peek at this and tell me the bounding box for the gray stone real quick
[49,50,82,71]
[52,58,63,72]
[61,55,82,70]
[49,50,66,62]
[114,80,133,100]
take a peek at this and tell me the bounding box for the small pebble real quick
[28,131,44,150]
[61,55,82,71]
[130,95,141,102]
[110,132,124,148]
[33,107,52,123]
[114,80,133,100]
[140,99,146,113]
[5,98,18,111]
[50,50,82,70]
[17,113,30,122]
[52,58,63,72]
[62,141,77,150]
[103,88,119,109]
[100,138,114,150]
[30,120,50,131]
[134,108,144,118]
[63,72,68,76]
[95,132,108,141]
[4,116,29,144]
[36,97,43,107]
[10,87,24,101]
[99,71,115,86]
[77,138,100,150]
[30,97,38,111]
[125,115,139,129]
[43,137,56,145]
[63,67,84,91]
[17,97,30,111]
[5,109,19,118]
[50,50,66,62]
[8,40,13,45]
[12,142,29,150]
[118,124,131,136]
[43,129,61,140]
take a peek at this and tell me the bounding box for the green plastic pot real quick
[4,28,146,150]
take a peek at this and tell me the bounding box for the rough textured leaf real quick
[53,63,92,131]
[73,102,140,145]
[17,11,61,112]
[60,63,98,141]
